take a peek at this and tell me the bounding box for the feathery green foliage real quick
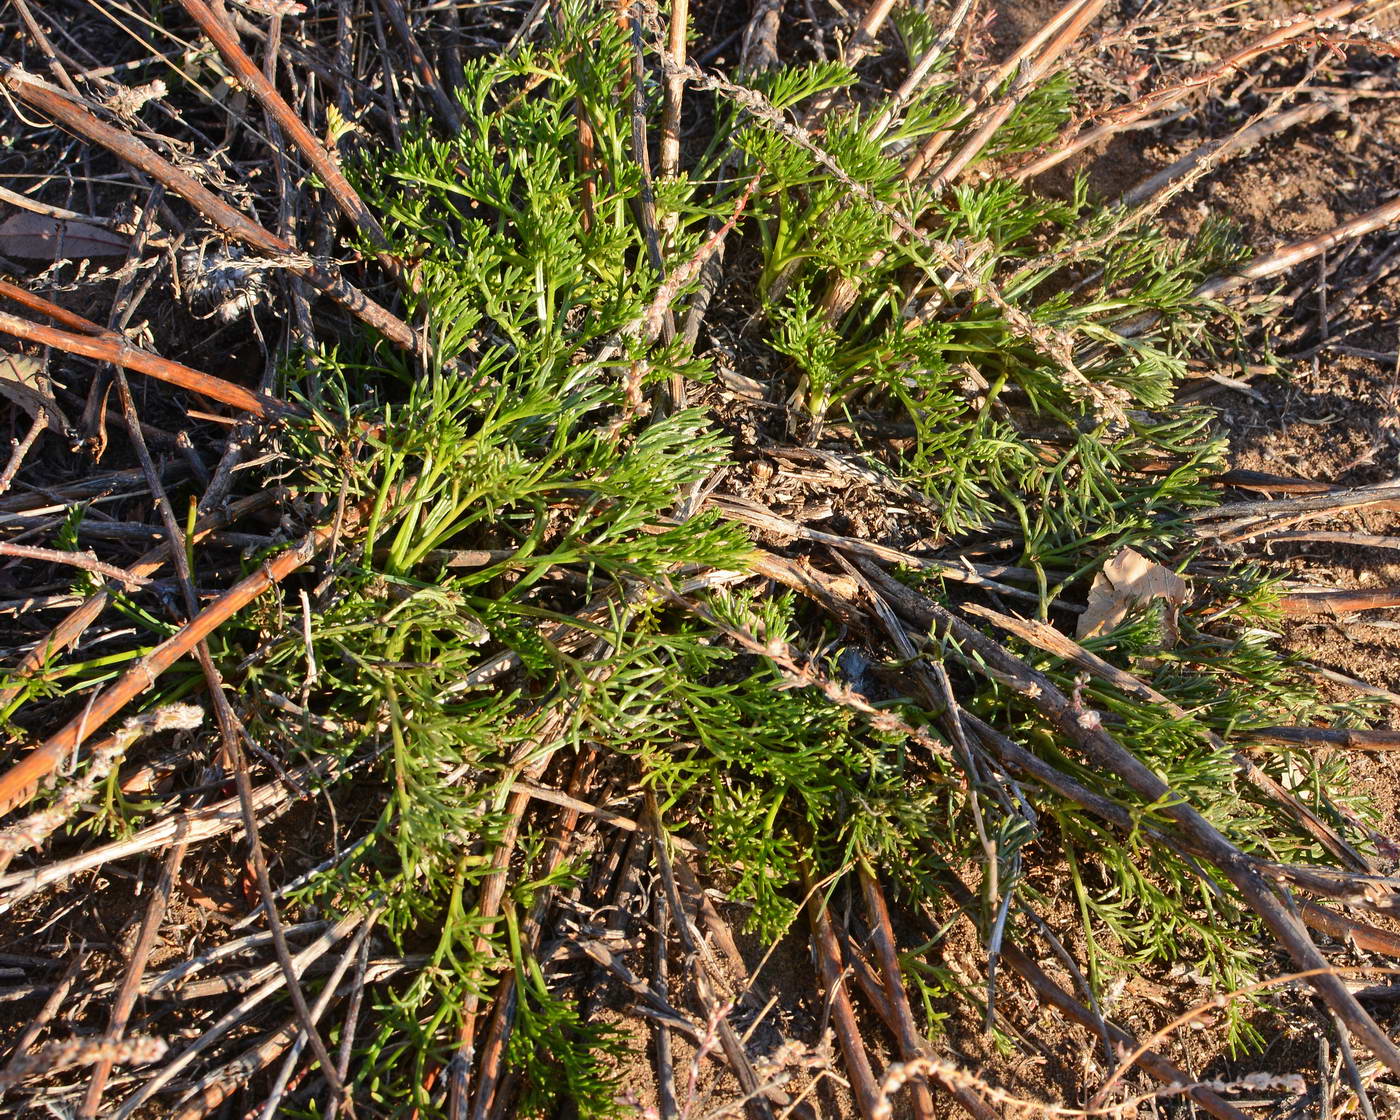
[12,3,1378,1113]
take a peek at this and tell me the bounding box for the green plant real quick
[249,9,1379,1108]
[6,1,1382,1114]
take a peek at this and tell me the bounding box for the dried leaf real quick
[1077,546,1186,645]
[0,211,129,260]
[0,351,68,433]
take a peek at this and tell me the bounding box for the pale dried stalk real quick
[925,0,1111,191]
[1196,196,1400,300]
[868,0,978,139]
[111,913,362,1119]
[0,1034,167,1093]
[903,0,1104,180]
[659,0,690,183]
[0,765,316,913]
[875,1054,1306,1119]
[1015,0,1369,180]
[0,704,204,875]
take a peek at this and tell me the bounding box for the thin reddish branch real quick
[859,864,960,1120]
[1303,903,1400,957]
[0,541,149,589]
[176,0,393,251]
[803,864,883,1120]
[1276,586,1400,617]
[903,0,1103,181]
[0,277,105,335]
[0,306,283,417]
[1015,0,1366,180]
[79,841,188,1118]
[930,873,1252,1120]
[0,505,346,817]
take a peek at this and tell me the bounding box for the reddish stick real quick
[1303,903,1400,957]
[1277,586,1400,617]
[0,514,336,817]
[804,866,883,1120]
[857,864,940,1120]
[1015,0,1366,180]
[0,306,280,417]
[0,277,289,416]
[175,0,392,251]
[0,277,106,335]
[79,841,188,1117]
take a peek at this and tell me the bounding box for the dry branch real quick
[1245,726,1400,752]
[1196,196,1400,300]
[0,306,285,417]
[0,1034,166,1094]
[0,65,421,354]
[0,540,150,589]
[851,561,1400,1076]
[176,0,392,251]
[804,864,883,1120]
[79,841,188,1118]
[0,704,203,875]
[1015,0,1369,180]
[379,0,464,131]
[1276,587,1400,617]
[961,603,1371,870]
[0,502,349,817]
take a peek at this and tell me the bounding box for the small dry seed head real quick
[178,240,273,322]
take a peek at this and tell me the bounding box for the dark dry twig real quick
[1245,727,1400,751]
[0,540,150,589]
[0,64,421,354]
[854,561,1400,1078]
[962,603,1371,870]
[378,0,464,131]
[649,789,779,1120]
[0,488,283,713]
[856,864,943,1120]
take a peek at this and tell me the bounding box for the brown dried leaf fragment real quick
[0,350,68,432]
[0,211,129,260]
[1077,546,1186,645]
